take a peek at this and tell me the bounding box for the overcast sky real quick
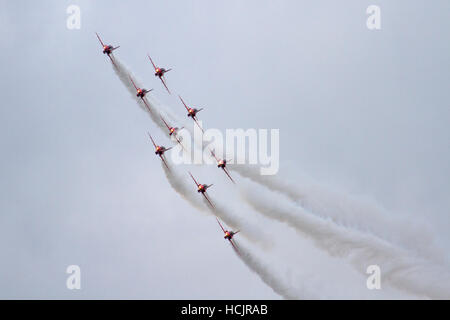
[0,0,449,299]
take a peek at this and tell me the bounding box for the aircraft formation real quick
[96,33,240,254]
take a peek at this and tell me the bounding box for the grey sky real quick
[0,0,449,299]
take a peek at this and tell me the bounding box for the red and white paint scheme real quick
[148,55,171,94]
[210,150,235,183]
[179,95,204,132]
[216,217,240,254]
[189,172,214,208]
[95,33,120,66]
[148,133,172,170]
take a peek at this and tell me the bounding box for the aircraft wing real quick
[223,168,235,184]
[129,76,138,90]
[142,99,153,114]
[95,32,105,47]
[188,172,200,187]
[148,54,157,70]
[160,117,171,130]
[174,135,185,151]
[160,77,171,94]
[210,149,219,162]
[147,132,157,148]
[202,192,215,209]
[179,96,190,112]
[193,117,204,133]
[216,217,226,233]
[229,239,240,255]
[160,155,170,170]
[112,46,120,51]
[108,55,117,68]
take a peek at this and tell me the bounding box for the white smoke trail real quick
[111,57,171,133]
[233,239,311,300]
[111,56,440,269]
[109,55,449,299]
[229,165,444,262]
[110,57,247,236]
[110,56,303,299]
[160,162,268,247]
[240,185,450,299]
[111,57,206,162]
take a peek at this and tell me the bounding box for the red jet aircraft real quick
[179,96,204,132]
[130,76,153,112]
[188,172,214,208]
[210,150,235,183]
[161,116,184,148]
[148,133,172,170]
[95,33,120,66]
[148,55,171,94]
[216,217,240,253]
